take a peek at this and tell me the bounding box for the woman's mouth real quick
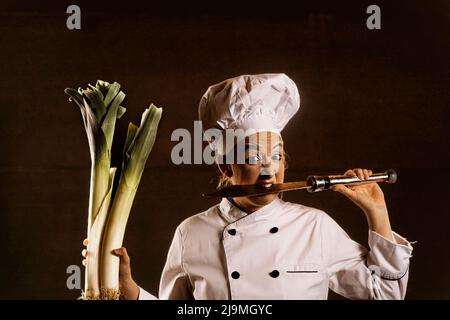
[257,181,274,188]
[257,175,275,188]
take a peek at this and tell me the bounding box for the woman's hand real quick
[330,168,394,241]
[82,240,140,300]
[330,168,386,212]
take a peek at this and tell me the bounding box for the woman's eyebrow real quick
[245,143,283,150]
[244,143,260,150]
[272,143,283,149]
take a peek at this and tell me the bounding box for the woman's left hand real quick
[330,168,387,214]
[331,168,394,241]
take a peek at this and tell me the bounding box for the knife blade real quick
[202,181,309,198]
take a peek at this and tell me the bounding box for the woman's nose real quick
[259,156,279,176]
[259,167,272,176]
[260,154,271,166]
[259,162,278,177]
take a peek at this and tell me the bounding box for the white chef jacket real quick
[139,197,413,300]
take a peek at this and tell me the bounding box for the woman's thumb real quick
[112,247,130,264]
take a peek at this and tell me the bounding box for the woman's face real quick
[222,131,286,212]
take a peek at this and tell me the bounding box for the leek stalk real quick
[100,105,162,298]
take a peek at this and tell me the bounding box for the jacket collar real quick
[218,196,284,223]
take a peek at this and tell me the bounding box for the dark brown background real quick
[0,0,449,299]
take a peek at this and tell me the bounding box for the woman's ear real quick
[217,163,233,178]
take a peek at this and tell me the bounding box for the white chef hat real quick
[198,73,300,157]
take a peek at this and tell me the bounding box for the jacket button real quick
[270,227,278,234]
[231,271,240,279]
[228,229,237,236]
[269,270,280,278]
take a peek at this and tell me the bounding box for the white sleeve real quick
[158,227,194,299]
[321,212,414,300]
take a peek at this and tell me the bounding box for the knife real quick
[202,169,397,198]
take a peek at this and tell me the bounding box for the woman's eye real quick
[246,155,260,164]
[272,154,282,161]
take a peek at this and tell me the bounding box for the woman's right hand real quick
[82,239,140,300]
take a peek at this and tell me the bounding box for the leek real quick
[100,105,162,299]
[65,81,162,299]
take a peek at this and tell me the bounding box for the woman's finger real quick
[83,239,89,246]
[81,249,88,258]
[354,168,364,180]
[362,169,370,180]
[82,259,87,267]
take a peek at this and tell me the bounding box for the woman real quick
[83,73,413,299]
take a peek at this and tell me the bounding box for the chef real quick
[90,73,414,300]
